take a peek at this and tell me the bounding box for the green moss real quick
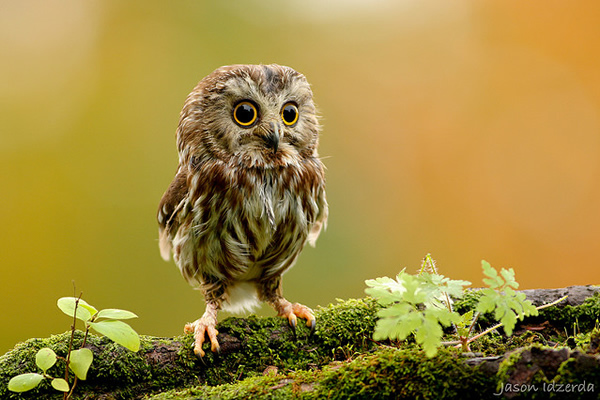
[0,332,203,400]
[0,298,381,399]
[555,353,600,387]
[147,374,296,400]
[467,330,548,357]
[149,347,497,400]
[2,296,599,399]
[311,347,496,400]
[496,344,600,399]
[537,293,600,332]
[314,297,380,355]
[584,328,600,354]
[0,331,83,400]
[455,291,600,333]
[453,290,482,315]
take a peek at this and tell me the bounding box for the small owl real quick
[157,64,328,356]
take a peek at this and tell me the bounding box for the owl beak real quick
[264,122,280,153]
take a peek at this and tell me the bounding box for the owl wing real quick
[157,170,189,261]
[307,184,328,247]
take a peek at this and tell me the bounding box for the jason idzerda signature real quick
[495,382,595,396]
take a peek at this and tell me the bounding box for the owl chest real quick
[248,178,286,231]
[233,177,302,252]
[191,171,307,263]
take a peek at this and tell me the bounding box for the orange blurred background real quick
[2,1,600,353]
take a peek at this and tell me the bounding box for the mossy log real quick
[1,286,599,399]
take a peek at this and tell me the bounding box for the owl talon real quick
[279,302,315,340]
[288,317,297,340]
[185,318,220,358]
[308,318,316,336]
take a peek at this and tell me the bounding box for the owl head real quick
[176,64,320,169]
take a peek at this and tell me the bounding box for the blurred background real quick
[2,1,600,354]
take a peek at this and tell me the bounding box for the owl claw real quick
[308,318,316,336]
[185,318,220,358]
[281,303,316,340]
[289,316,297,340]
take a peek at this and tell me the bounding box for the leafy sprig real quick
[476,261,538,336]
[365,269,470,357]
[365,256,559,357]
[57,297,140,352]
[8,295,139,398]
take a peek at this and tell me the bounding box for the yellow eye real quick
[233,101,258,127]
[281,103,299,126]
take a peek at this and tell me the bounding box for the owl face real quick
[177,64,320,168]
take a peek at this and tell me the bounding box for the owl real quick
[157,64,328,357]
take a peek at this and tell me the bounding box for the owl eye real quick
[233,101,258,127]
[281,103,299,126]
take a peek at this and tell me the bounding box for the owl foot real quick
[280,303,316,338]
[184,317,220,358]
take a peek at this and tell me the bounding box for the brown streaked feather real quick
[307,184,328,247]
[157,169,188,261]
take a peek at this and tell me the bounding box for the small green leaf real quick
[500,268,518,289]
[89,320,140,351]
[365,276,398,289]
[442,278,472,298]
[416,313,444,357]
[57,297,95,321]
[481,261,506,289]
[365,276,406,305]
[476,289,498,313]
[504,286,516,297]
[79,302,99,317]
[456,310,474,337]
[477,263,538,337]
[69,348,93,380]
[36,347,57,372]
[96,308,138,320]
[373,317,402,341]
[502,311,518,336]
[430,307,460,327]
[8,373,44,392]
[481,261,496,278]
[523,300,539,317]
[51,378,70,392]
[377,302,413,319]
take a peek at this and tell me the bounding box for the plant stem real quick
[67,323,92,398]
[420,253,437,275]
[419,254,460,335]
[69,311,96,398]
[535,295,569,311]
[82,323,91,347]
[64,294,80,400]
[449,295,570,349]
[461,321,504,346]
[467,311,480,337]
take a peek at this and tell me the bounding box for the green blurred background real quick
[2,1,600,354]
